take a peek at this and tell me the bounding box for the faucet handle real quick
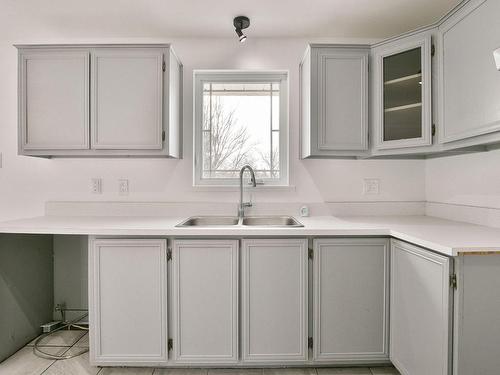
[243,202,252,208]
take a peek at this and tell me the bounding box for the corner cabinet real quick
[172,240,239,364]
[88,238,168,366]
[17,44,182,158]
[241,238,308,363]
[300,45,369,158]
[438,0,500,144]
[372,33,433,150]
[312,238,390,364]
[390,239,452,375]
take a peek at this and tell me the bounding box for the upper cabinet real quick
[372,33,433,150]
[300,45,369,158]
[438,0,500,144]
[19,49,90,151]
[301,0,500,158]
[17,44,182,158]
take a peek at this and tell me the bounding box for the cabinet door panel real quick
[19,49,90,150]
[390,240,452,375]
[314,48,369,152]
[440,0,500,143]
[242,239,308,362]
[91,48,164,150]
[89,238,167,364]
[172,240,238,364]
[313,238,389,363]
[373,34,432,150]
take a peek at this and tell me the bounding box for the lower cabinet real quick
[172,240,239,364]
[89,238,168,365]
[390,239,452,375]
[312,238,390,363]
[241,238,308,362]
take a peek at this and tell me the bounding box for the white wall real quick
[425,149,500,227]
[0,34,426,221]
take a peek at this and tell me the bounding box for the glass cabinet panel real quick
[383,47,423,142]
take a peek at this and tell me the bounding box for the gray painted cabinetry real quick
[17,44,182,158]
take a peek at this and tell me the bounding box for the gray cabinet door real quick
[301,45,369,157]
[91,48,164,150]
[242,239,308,363]
[390,239,452,375]
[439,0,500,143]
[172,240,239,364]
[89,238,168,365]
[19,49,90,151]
[312,238,389,363]
[372,33,433,150]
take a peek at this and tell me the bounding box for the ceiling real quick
[2,0,462,39]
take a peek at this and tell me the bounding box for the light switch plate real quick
[363,178,380,195]
[91,178,102,194]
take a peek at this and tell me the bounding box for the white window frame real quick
[193,70,289,186]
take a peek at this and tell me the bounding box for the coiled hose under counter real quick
[33,313,89,360]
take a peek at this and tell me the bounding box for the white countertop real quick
[1,214,500,256]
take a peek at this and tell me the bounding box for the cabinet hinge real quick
[162,60,166,72]
[431,44,436,57]
[308,337,313,349]
[432,124,436,137]
[162,130,166,142]
[450,274,457,290]
[167,247,172,261]
[308,248,314,260]
[168,338,173,351]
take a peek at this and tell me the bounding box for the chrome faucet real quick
[239,165,257,219]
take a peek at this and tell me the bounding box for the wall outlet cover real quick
[118,179,129,195]
[363,178,380,195]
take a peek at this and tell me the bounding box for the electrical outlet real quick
[363,178,380,195]
[91,178,102,194]
[118,179,129,195]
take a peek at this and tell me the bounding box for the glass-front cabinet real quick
[373,34,432,150]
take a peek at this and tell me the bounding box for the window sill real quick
[190,185,296,193]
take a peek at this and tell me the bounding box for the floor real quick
[0,330,400,375]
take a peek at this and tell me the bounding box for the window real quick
[194,71,288,186]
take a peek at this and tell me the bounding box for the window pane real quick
[201,81,280,180]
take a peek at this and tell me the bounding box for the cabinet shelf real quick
[384,73,422,85]
[384,102,422,113]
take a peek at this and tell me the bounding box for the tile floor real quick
[0,330,400,375]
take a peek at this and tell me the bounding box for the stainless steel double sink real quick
[176,215,304,227]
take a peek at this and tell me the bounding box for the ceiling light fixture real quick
[233,16,250,43]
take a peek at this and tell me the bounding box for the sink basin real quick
[242,216,304,227]
[176,216,239,227]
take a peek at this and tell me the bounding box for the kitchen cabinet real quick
[372,33,433,150]
[89,238,168,365]
[312,238,389,364]
[17,44,182,158]
[18,48,90,151]
[438,0,500,144]
[452,254,500,374]
[172,240,239,364]
[91,48,164,150]
[300,45,369,158]
[390,239,452,375]
[241,238,308,362]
